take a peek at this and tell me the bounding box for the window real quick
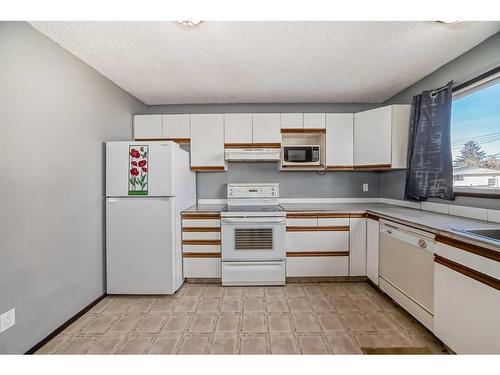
[451,71,500,194]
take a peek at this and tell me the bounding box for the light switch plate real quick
[0,308,15,333]
[363,183,369,192]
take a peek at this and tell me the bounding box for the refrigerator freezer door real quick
[106,141,174,197]
[106,197,179,294]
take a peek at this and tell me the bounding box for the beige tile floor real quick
[35,282,448,354]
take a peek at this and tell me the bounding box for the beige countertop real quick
[182,204,226,213]
[183,202,500,253]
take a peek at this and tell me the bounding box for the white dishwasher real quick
[379,219,436,330]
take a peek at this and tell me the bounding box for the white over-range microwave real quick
[281,145,321,166]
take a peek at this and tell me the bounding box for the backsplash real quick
[196,162,382,199]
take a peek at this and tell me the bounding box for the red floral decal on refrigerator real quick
[128,145,149,195]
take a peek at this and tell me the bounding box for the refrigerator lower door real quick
[106,197,180,294]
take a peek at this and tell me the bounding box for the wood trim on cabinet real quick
[435,234,500,262]
[286,251,349,257]
[317,213,350,218]
[366,213,380,221]
[434,254,500,291]
[326,165,354,171]
[349,213,367,218]
[182,239,221,245]
[182,227,221,232]
[183,252,221,258]
[135,138,190,143]
[353,164,392,170]
[224,143,281,149]
[281,128,326,134]
[286,226,350,232]
[182,213,221,219]
[190,166,226,172]
[286,212,318,218]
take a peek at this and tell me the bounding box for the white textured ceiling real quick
[30,21,500,105]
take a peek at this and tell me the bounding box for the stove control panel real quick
[227,183,279,199]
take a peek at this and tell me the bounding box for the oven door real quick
[221,217,286,261]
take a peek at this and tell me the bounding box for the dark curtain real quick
[405,81,454,201]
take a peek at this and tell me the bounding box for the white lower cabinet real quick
[286,256,349,277]
[286,231,349,252]
[182,213,222,278]
[434,243,500,354]
[183,258,221,278]
[366,217,379,284]
[285,215,350,277]
[349,217,366,276]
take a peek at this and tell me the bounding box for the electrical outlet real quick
[363,183,369,192]
[0,308,15,333]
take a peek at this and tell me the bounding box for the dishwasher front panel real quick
[379,224,435,313]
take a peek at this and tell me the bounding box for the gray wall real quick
[0,22,146,354]
[197,162,382,199]
[382,31,500,209]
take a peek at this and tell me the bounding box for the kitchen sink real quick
[459,228,500,242]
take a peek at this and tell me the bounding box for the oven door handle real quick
[221,217,285,224]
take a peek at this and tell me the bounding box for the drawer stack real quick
[285,212,351,277]
[181,212,221,278]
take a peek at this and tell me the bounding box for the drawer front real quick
[286,218,318,227]
[183,258,221,278]
[182,231,221,241]
[318,217,349,227]
[286,231,349,252]
[222,261,285,286]
[286,256,349,277]
[183,244,221,253]
[182,219,221,228]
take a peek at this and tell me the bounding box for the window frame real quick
[451,66,500,198]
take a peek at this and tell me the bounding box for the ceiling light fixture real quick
[436,20,463,24]
[176,20,203,28]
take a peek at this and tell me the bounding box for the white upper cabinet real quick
[325,113,354,168]
[252,113,281,144]
[162,114,190,139]
[304,113,326,129]
[280,113,303,129]
[224,113,253,144]
[354,106,392,166]
[133,115,162,139]
[190,114,226,171]
[353,105,410,168]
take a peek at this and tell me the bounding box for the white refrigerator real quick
[105,141,196,294]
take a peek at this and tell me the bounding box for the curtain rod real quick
[452,64,500,92]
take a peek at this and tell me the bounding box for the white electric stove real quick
[221,183,286,286]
